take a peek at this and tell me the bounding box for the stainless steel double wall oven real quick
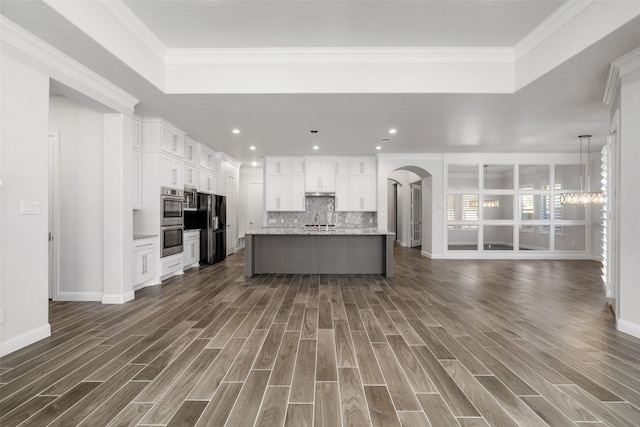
[160,187,184,257]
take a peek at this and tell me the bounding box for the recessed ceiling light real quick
[312,145,319,150]
[249,145,256,150]
[389,128,397,134]
[232,129,240,134]
[376,146,382,150]
[251,161,257,167]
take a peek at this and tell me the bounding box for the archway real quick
[387,166,432,256]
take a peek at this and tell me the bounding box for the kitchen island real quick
[244,228,394,277]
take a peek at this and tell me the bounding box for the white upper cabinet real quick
[199,146,217,172]
[161,155,184,190]
[161,127,184,158]
[184,164,199,189]
[336,159,350,176]
[265,176,304,212]
[141,118,185,159]
[335,157,377,212]
[335,176,350,211]
[350,158,376,176]
[199,170,216,194]
[265,157,304,176]
[305,157,336,193]
[184,137,199,165]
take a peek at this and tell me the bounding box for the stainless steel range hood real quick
[305,191,336,197]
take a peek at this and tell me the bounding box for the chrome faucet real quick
[315,213,320,230]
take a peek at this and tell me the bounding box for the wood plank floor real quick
[2,246,640,426]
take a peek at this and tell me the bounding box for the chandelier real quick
[560,135,603,205]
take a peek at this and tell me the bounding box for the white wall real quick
[49,96,105,300]
[387,180,397,236]
[422,176,433,256]
[0,54,51,356]
[618,67,640,337]
[239,167,264,239]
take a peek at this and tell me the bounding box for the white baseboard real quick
[102,291,135,305]
[617,319,640,339]
[0,323,51,357]
[421,250,432,258]
[57,291,102,302]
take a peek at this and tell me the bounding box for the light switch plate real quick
[21,201,42,215]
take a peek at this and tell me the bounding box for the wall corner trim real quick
[617,319,640,339]
[102,291,135,305]
[0,324,51,357]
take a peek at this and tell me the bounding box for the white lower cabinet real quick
[161,252,184,279]
[184,230,200,269]
[133,237,159,289]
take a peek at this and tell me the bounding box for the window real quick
[541,184,562,233]
[447,194,478,228]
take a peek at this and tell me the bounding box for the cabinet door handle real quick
[173,169,177,185]
[191,243,194,257]
[172,135,177,152]
[142,254,146,274]
[188,146,192,160]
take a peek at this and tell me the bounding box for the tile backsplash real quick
[266,197,377,228]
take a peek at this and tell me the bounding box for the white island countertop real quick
[246,228,394,236]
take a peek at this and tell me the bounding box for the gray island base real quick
[244,229,394,277]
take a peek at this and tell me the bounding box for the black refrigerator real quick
[184,193,226,265]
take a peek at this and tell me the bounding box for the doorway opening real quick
[387,166,432,256]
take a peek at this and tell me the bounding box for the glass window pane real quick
[448,165,478,190]
[447,194,478,221]
[448,225,478,250]
[560,203,585,220]
[556,164,583,189]
[484,165,513,190]
[519,165,549,190]
[483,195,513,220]
[519,226,549,251]
[519,195,550,221]
[484,226,513,250]
[555,225,585,251]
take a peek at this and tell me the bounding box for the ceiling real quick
[124,0,564,48]
[2,1,640,166]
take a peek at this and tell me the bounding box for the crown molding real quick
[165,47,514,65]
[0,17,139,112]
[603,46,640,106]
[603,63,620,107]
[514,0,593,60]
[99,0,166,62]
[611,45,640,77]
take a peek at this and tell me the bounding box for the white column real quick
[0,54,51,356]
[102,113,134,304]
[617,67,640,338]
